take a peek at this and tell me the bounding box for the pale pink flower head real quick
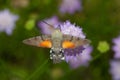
[59,0,82,14]
[65,46,92,68]
[112,36,120,59]
[60,21,92,68]
[60,21,85,38]
[110,60,120,80]
[0,9,19,35]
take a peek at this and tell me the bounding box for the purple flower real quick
[38,20,92,68]
[112,36,120,59]
[38,16,60,35]
[0,9,19,35]
[59,0,82,14]
[60,21,92,68]
[110,60,120,80]
[60,21,85,38]
[64,46,85,56]
[65,46,92,68]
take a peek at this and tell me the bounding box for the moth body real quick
[50,29,65,63]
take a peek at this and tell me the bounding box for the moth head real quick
[50,48,65,63]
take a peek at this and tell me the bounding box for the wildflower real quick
[38,20,92,68]
[59,0,82,14]
[112,36,120,59]
[65,46,92,68]
[60,21,92,68]
[110,60,120,80]
[38,16,60,35]
[0,9,19,35]
[60,21,85,38]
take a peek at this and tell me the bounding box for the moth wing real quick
[23,35,52,48]
[62,35,90,48]
[38,21,56,35]
[62,34,72,40]
[72,37,90,47]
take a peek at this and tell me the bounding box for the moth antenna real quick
[57,24,61,31]
[42,20,54,28]
[42,20,62,30]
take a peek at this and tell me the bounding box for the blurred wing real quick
[62,35,90,48]
[23,35,52,48]
[41,24,55,35]
[38,21,56,35]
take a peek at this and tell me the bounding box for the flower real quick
[60,21,92,68]
[38,16,60,35]
[110,36,120,80]
[110,60,120,80]
[59,0,82,14]
[64,46,85,56]
[0,9,19,35]
[60,21,85,38]
[38,20,92,68]
[65,46,92,68]
[112,36,120,59]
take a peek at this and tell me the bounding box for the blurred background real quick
[0,0,120,80]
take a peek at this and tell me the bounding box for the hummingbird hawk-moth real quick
[23,21,90,63]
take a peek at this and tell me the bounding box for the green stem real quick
[25,59,49,80]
